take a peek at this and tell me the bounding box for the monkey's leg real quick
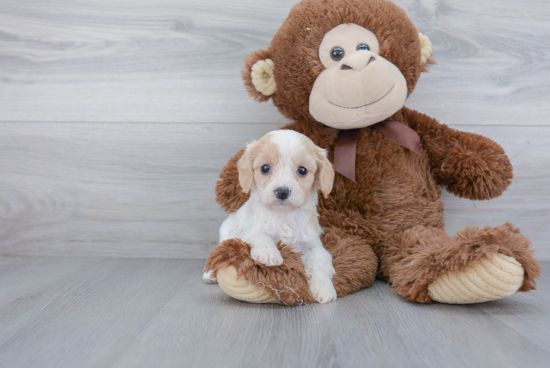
[380,223,540,304]
[204,227,378,305]
[321,226,378,298]
[204,239,314,306]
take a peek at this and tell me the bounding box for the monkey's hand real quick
[429,133,513,200]
[215,148,250,213]
[404,107,513,200]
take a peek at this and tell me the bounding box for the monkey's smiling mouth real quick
[328,84,395,109]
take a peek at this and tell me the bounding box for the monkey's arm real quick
[215,148,250,213]
[402,107,513,200]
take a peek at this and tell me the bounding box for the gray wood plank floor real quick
[0,256,549,368]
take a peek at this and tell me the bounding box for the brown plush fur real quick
[322,227,379,296]
[205,239,315,306]
[207,0,540,304]
[205,227,379,305]
[382,223,538,303]
[215,148,247,213]
[242,49,273,102]
[268,0,430,123]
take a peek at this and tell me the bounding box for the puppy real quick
[204,130,337,303]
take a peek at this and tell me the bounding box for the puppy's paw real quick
[250,246,283,266]
[202,269,217,284]
[310,278,337,304]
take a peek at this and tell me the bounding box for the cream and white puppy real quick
[205,130,337,303]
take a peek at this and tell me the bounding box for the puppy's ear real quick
[236,141,259,194]
[315,147,335,199]
[242,49,276,102]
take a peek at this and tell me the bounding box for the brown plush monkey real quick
[205,0,541,305]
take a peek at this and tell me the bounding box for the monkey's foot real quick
[216,266,276,303]
[204,239,315,306]
[428,253,524,304]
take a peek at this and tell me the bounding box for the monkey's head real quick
[243,0,433,129]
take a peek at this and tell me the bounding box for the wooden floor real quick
[0,256,548,368]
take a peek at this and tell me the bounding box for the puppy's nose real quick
[275,187,290,200]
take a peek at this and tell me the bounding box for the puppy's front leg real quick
[246,234,283,266]
[301,245,337,303]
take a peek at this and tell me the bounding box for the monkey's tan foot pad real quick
[216,266,276,304]
[428,253,524,304]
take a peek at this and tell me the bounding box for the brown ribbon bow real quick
[333,120,422,182]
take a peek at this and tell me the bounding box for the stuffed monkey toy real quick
[205,0,541,305]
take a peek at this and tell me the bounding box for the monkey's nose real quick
[341,53,376,71]
[275,187,290,200]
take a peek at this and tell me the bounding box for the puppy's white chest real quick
[267,218,297,246]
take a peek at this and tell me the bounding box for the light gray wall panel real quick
[0,123,548,260]
[0,0,548,259]
[0,0,548,125]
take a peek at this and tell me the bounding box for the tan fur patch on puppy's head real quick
[237,130,334,212]
[236,135,279,194]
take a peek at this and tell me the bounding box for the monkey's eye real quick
[260,164,270,174]
[297,167,308,176]
[330,46,345,61]
[356,43,370,51]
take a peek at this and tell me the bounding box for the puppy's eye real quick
[297,167,308,176]
[330,46,345,61]
[356,43,370,51]
[260,164,270,174]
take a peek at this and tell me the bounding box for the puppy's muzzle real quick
[275,187,290,200]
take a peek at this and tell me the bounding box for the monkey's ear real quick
[242,49,276,102]
[419,33,435,72]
